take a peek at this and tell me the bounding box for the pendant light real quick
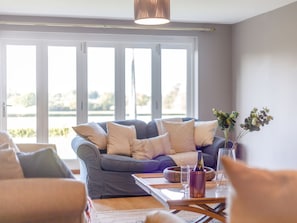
[134,0,170,25]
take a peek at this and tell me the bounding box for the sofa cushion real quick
[167,151,214,168]
[162,119,196,153]
[0,148,24,179]
[99,119,148,139]
[100,154,160,172]
[222,157,297,223]
[106,122,136,156]
[72,122,107,149]
[0,130,20,152]
[17,148,74,178]
[154,118,182,135]
[194,120,218,147]
[132,133,172,160]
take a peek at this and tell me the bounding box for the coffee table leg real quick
[171,203,226,223]
[194,203,226,223]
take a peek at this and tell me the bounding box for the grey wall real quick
[198,25,232,121]
[232,2,297,169]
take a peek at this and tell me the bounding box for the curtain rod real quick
[0,20,216,32]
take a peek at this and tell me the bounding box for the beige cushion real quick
[194,120,218,147]
[107,122,136,156]
[72,122,107,149]
[145,210,186,223]
[155,118,182,135]
[222,157,297,223]
[0,148,24,179]
[162,119,196,153]
[169,151,198,166]
[132,133,172,160]
[0,130,20,152]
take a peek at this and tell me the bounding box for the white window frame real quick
[0,31,198,163]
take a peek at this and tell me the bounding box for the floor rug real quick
[91,208,221,223]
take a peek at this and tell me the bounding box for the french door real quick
[0,42,79,159]
[0,35,195,160]
[2,44,38,142]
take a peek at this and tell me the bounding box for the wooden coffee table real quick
[132,173,227,223]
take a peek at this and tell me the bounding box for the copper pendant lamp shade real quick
[134,0,170,25]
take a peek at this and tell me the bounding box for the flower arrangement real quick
[212,107,273,149]
[236,107,273,143]
[212,108,239,148]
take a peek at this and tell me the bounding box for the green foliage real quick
[236,107,273,141]
[163,84,180,109]
[239,107,273,132]
[9,127,70,138]
[212,108,239,132]
[212,107,273,148]
[137,94,150,106]
[49,128,70,137]
[97,93,115,110]
[89,91,99,99]
[212,108,239,148]
[9,128,36,138]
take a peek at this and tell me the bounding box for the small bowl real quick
[163,166,215,183]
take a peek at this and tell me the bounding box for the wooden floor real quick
[92,196,164,212]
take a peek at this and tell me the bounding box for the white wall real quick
[232,2,297,169]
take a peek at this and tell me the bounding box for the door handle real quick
[2,102,12,117]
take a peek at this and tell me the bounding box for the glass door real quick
[48,45,77,158]
[87,47,115,122]
[125,48,152,121]
[161,48,187,118]
[2,44,37,143]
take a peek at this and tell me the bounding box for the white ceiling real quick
[0,0,297,24]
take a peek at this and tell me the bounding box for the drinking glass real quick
[215,148,236,188]
[180,165,189,193]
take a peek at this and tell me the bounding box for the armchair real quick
[0,141,88,223]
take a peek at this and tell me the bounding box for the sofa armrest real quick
[17,143,57,153]
[71,135,103,181]
[71,135,102,157]
[0,178,87,223]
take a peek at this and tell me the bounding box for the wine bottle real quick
[190,150,206,198]
[194,151,204,171]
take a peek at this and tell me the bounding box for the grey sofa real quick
[71,118,226,199]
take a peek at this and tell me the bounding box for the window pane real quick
[48,46,77,159]
[161,49,187,118]
[125,48,152,122]
[88,47,115,122]
[6,45,37,143]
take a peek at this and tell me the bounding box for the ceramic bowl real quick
[163,166,216,183]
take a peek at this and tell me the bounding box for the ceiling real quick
[0,0,297,24]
